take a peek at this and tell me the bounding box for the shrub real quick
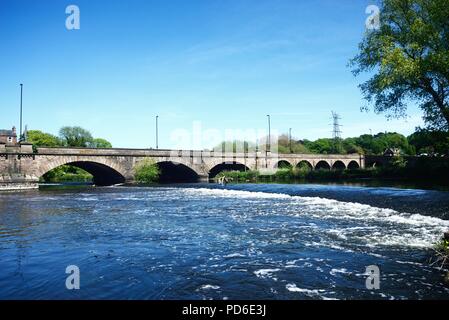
[216,170,259,182]
[275,168,293,180]
[134,158,160,184]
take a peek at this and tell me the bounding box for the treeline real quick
[215,129,449,156]
[27,126,112,149]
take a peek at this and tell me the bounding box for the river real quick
[0,182,448,299]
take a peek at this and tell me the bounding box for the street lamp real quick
[156,115,159,149]
[266,114,271,154]
[289,128,292,153]
[19,84,23,142]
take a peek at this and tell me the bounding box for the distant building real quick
[383,148,401,156]
[0,126,18,145]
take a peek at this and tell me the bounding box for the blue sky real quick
[0,0,424,149]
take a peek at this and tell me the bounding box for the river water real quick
[0,183,449,300]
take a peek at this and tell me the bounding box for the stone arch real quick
[347,160,361,170]
[38,157,127,186]
[332,160,346,170]
[315,160,331,170]
[296,160,313,170]
[209,161,250,178]
[275,160,293,169]
[155,161,200,183]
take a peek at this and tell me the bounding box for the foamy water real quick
[0,184,449,299]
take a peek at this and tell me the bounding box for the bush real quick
[216,170,259,182]
[134,158,160,184]
[275,168,294,180]
[431,234,449,284]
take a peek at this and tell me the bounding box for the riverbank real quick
[216,165,449,188]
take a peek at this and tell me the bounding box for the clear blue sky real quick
[0,0,424,149]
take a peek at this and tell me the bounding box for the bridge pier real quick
[198,174,209,183]
[0,143,39,191]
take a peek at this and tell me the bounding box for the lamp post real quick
[289,128,292,153]
[156,115,159,149]
[266,114,271,154]
[19,84,23,142]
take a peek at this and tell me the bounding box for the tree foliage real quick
[277,134,311,154]
[408,127,449,154]
[134,158,160,184]
[215,131,419,155]
[89,138,113,148]
[27,130,61,147]
[57,126,112,148]
[59,126,94,147]
[350,0,449,130]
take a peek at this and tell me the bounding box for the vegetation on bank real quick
[40,165,93,183]
[215,168,374,183]
[133,158,160,184]
[431,233,449,284]
[214,155,449,184]
[434,238,449,267]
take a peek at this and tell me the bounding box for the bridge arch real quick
[347,160,360,170]
[315,160,331,170]
[332,160,346,170]
[296,160,313,170]
[275,160,293,169]
[38,158,127,186]
[209,161,250,178]
[156,161,200,183]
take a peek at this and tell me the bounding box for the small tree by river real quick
[134,158,160,184]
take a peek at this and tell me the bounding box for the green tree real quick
[303,138,334,154]
[343,138,364,154]
[277,134,311,154]
[27,130,61,147]
[350,0,449,130]
[89,138,112,148]
[59,126,93,147]
[134,158,160,184]
[408,128,449,154]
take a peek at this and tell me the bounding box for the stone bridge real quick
[0,144,364,189]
